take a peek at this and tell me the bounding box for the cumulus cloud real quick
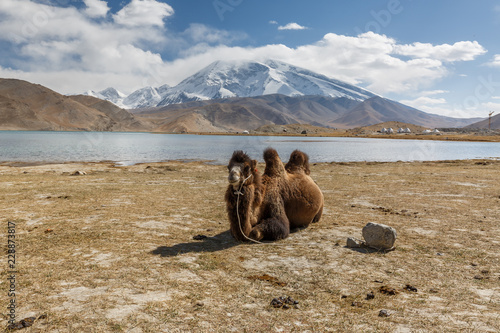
[278,23,308,31]
[113,0,174,27]
[83,0,109,18]
[394,41,486,62]
[487,54,500,67]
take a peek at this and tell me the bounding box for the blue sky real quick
[1,0,500,118]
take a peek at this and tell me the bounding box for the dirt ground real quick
[0,158,499,332]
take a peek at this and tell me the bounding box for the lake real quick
[0,131,499,165]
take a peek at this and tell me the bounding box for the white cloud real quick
[269,20,278,25]
[481,102,500,113]
[394,41,487,62]
[278,23,308,31]
[83,0,109,18]
[399,96,463,118]
[487,54,500,67]
[113,0,174,27]
[420,90,448,96]
[182,23,247,45]
[400,96,447,107]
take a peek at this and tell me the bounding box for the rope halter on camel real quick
[235,173,264,244]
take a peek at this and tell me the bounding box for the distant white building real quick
[432,129,440,133]
[381,128,387,133]
[397,127,405,133]
[405,128,411,133]
[387,127,394,134]
[242,130,249,134]
[422,129,432,134]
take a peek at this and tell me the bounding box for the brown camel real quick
[225,150,263,242]
[225,148,324,242]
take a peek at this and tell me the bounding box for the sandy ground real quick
[0,159,499,332]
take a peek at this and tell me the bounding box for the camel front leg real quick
[250,214,290,241]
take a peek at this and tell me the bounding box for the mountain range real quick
[85,59,377,109]
[0,60,489,132]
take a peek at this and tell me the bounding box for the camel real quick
[225,150,264,242]
[225,148,324,242]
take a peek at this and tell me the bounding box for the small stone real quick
[362,222,397,250]
[193,235,208,240]
[379,309,390,317]
[71,170,87,176]
[195,301,204,307]
[346,237,364,248]
[404,284,418,292]
[20,317,36,327]
[366,292,375,300]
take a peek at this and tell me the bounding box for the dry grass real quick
[0,159,499,332]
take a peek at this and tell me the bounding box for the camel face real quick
[227,163,244,186]
[227,151,256,188]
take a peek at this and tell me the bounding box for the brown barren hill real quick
[465,113,500,129]
[329,96,481,129]
[0,78,150,131]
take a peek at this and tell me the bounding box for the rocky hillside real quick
[0,79,151,132]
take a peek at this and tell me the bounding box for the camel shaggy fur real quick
[225,150,263,242]
[225,148,324,242]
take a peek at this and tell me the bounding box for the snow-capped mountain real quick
[157,60,376,106]
[122,84,170,109]
[83,59,377,108]
[84,87,127,107]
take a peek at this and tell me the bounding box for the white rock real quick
[362,222,397,250]
[346,237,364,248]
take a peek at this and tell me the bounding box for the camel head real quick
[227,150,258,189]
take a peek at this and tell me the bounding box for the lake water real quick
[0,131,499,165]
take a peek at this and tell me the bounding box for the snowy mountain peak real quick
[83,59,377,108]
[156,59,377,106]
[83,87,127,107]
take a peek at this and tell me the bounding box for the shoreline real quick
[154,131,500,142]
[2,128,500,142]
[1,157,499,169]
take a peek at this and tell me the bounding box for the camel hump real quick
[285,150,311,175]
[263,147,286,177]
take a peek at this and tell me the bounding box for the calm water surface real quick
[0,131,499,165]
